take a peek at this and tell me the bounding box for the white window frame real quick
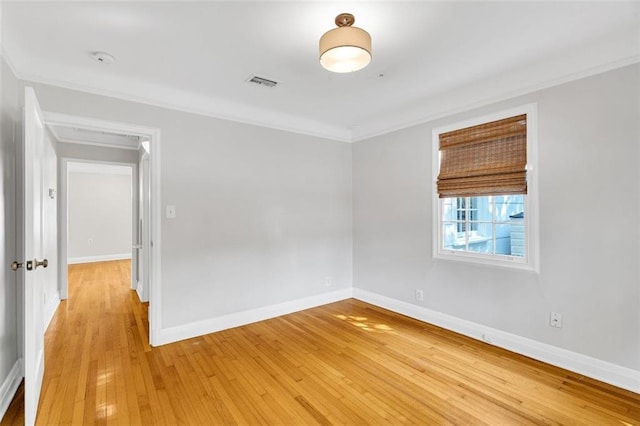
[432,104,539,272]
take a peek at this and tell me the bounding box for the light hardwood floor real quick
[2,260,639,425]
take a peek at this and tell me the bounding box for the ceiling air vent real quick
[246,75,278,88]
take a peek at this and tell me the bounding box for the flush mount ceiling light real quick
[319,13,371,73]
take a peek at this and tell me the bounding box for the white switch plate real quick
[166,205,176,219]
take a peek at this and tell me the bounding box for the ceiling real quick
[68,161,133,176]
[2,1,639,142]
[49,124,141,150]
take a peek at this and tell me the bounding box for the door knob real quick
[10,261,23,271]
[27,259,49,271]
[32,258,48,270]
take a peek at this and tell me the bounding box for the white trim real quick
[353,288,640,394]
[431,103,539,273]
[44,112,158,139]
[148,127,162,346]
[0,49,20,82]
[44,290,60,332]
[156,289,353,346]
[49,126,140,151]
[135,281,144,302]
[0,359,23,422]
[55,139,140,151]
[67,253,132,264]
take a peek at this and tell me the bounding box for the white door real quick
[22,87,48,426]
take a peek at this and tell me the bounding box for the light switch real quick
[166,205,176,219]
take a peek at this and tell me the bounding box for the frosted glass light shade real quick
[319,25,371,73]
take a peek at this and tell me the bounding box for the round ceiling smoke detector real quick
[91,51,115,65]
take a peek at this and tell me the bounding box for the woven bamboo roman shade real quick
[437,114,527,198]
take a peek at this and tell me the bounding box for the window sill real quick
[435,249,537,273]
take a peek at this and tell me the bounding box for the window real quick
[455,197,478,233]
[432,105,538,271]
[443,195,524,254]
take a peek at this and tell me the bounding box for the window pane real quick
[506,219,525,257]
[442,198,457,221]
[468,223,492,254]
[441,195,527,258]
[495,224,512,255]
[494,195,525,222]
[443,222,464,250]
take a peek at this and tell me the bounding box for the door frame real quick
[137,150,151,302]
[62,159,136,289]
[43,111,163,346]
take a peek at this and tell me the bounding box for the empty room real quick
[0,1,639,425]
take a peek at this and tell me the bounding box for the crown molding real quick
[0,48,20,79]
[5,42,639,145]
[11,62,353,143]
[349,54,640,142]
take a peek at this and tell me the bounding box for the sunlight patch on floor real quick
[96,370,113,386]
[95,403,117,419]
[334,314,395,333]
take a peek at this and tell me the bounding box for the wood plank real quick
[1,259,639,425]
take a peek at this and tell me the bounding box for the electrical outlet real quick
[415,289,424,301]
[166,205,176,219]
[324,276,332,287]
[550,312,562,328]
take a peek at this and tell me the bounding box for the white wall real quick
[353,64,640,372]
[67,165,132,263]
[0,53,21,418]
[25,82,353,334]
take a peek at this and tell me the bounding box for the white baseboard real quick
[353,288,640,394]
[68,253,132,264]
[44,290,60,332]
[156,288,353,346]
[150,285,639,393]
[0,358,23,421]
[136,281,148,302]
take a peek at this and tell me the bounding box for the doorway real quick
[44,111,162,346]
[65,160,134,272]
